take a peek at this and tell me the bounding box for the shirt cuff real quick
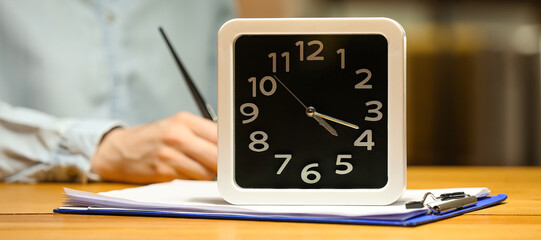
[56,119,125,183]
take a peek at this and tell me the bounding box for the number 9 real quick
[240,103,259,124]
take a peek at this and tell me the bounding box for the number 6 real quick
[301,163,321,184]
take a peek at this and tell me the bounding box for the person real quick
[0,0,234,183]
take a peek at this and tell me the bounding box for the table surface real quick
[1,166,540,239]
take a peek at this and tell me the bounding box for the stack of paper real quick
[56,179,495,225]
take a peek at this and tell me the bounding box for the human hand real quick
[91,112,217,184]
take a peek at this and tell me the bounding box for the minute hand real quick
[308,107,359,130]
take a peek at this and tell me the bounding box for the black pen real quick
[159,27,217,122]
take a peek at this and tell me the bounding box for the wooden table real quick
[1,167,540,239]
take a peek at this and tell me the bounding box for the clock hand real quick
[273,75,358,135]
[273,75,337,136]
[273,75,308,110]
[312,114,338,136]
[307,107,359,130]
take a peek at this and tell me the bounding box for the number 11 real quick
[268,52,290,73]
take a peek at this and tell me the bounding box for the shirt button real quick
[104,11,115,23]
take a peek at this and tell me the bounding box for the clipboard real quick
[54,194,506,226]
[53,180,507,227]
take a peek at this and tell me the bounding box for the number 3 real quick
[365,100,383,121]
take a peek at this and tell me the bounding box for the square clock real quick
[217,18,406,205]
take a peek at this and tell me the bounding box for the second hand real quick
[273,75,308,111]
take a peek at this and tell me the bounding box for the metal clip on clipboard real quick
[405,192,478,214]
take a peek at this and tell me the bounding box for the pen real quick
[159,27,217,122]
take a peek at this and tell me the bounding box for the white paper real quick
[61,180,490,221]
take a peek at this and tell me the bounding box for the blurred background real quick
[236,0,541,166]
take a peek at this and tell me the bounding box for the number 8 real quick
[249,131,269,152]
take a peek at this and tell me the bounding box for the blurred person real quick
[0,0,234,183]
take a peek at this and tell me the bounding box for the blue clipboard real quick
[54,194,506,227]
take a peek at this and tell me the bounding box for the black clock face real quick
[233,34,388,189]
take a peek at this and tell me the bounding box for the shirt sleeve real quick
[0,102,124,183]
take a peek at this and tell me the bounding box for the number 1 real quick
[295,41,304,61]
[337,48,345,69]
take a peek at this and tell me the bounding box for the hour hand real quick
[312,114,338,136]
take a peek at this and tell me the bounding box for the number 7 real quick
[275,154,292,175]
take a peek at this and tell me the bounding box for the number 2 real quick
[355,69,372,89]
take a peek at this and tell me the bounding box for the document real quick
[58,179,491,222]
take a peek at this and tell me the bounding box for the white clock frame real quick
[217,18,406,205]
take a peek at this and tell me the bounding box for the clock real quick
[217,18,406,205]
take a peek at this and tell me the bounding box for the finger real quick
[172,131,217,172]
[145,162,179,183]
[164,115,217,172]
[150,161,193,182]
[172,113,217,144]
[157,145,216,180]
[116,161,180,184]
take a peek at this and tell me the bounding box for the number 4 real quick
[354,130,375,150]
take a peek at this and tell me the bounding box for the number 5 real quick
[335,154,353,175]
